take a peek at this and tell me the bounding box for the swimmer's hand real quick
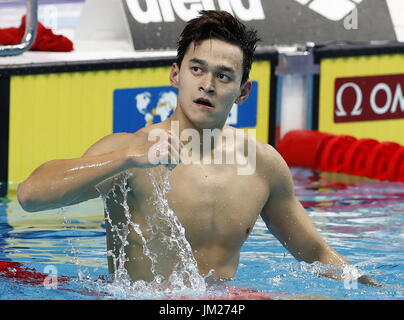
[126,130,182,171]
[357,275,383,287]
[319,265,382,287]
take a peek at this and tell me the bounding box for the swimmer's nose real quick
[199,74,215,94]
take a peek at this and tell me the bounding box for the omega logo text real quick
[334,74,404,123]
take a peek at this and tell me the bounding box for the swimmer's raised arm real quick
[17,130,180,212]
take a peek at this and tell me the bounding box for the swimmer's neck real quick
[168,107,228,135]
[158,111,231,152]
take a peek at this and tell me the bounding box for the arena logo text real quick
[125,0,265,23]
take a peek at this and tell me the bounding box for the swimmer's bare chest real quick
[128,164,270,249]
[104,163,270,279]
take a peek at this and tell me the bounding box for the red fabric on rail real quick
[0,16,73,52]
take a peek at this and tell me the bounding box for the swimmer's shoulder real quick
[81,131,149,158]
[225,125,259,147]
[256,140,295,192]
[227,126,279,161]
[81,121,169,158]
[233,128,290,180]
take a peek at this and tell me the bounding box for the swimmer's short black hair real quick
[176,10,260,85]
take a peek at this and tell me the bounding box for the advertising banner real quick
[318,53,404,144]
[334,74,404,123]
[122,0,396,50]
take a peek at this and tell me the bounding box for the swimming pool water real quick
[0,168,403,300]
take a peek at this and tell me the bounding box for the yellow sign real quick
[318,54,404,144]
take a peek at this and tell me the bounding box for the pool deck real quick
[0,40,177,68]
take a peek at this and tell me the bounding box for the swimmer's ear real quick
[170,63,180,88]
[235,80,252,105]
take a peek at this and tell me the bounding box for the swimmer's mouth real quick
[194,98,215,109]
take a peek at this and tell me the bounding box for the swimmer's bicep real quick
[260,151,328,263]
[81,132,142,157]
[261,193,326,263]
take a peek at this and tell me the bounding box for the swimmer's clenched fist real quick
[124,130,182,170]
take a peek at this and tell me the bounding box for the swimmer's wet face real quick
[176,10,259,86]
[170,39,251,129]
[170,10,259,130]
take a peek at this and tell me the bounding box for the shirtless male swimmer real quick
[17,10,379,287]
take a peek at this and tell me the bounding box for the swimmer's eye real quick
[218,73,231,82]
[191,66,203,74]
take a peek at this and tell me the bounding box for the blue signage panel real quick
[113,81,258,133]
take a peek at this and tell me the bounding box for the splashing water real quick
[96,167,207,299]
[146,167,208,294]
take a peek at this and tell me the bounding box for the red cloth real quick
[0,15,73,52]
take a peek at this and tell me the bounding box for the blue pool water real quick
[0,168,403,300]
